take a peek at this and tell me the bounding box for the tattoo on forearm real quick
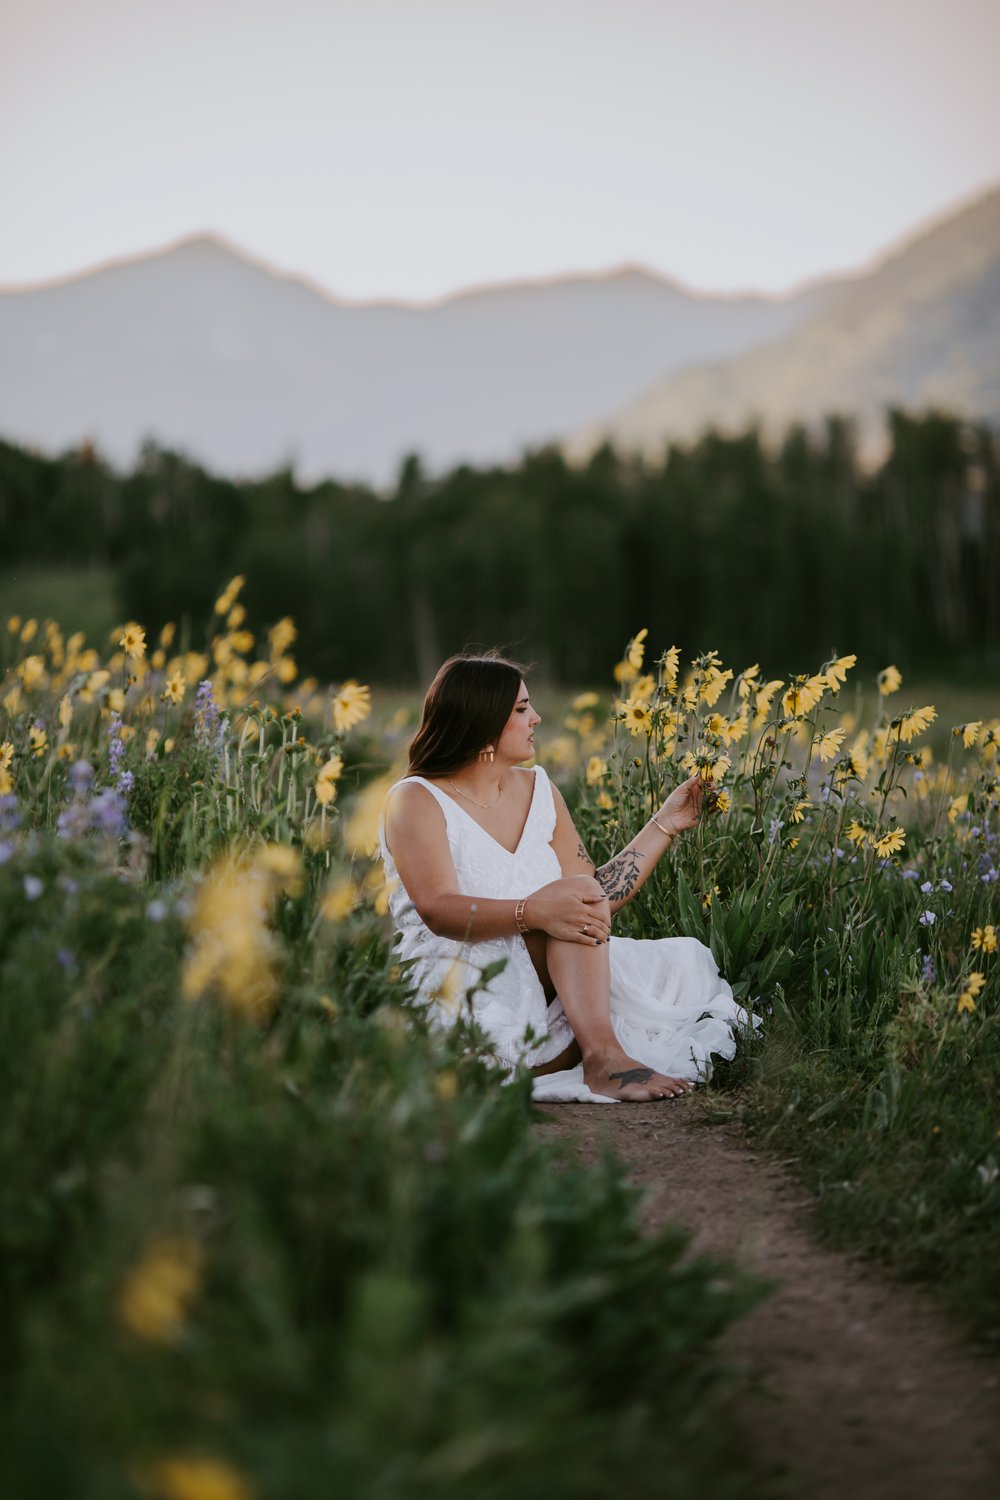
[576,839,596,871]
[610,1067,654,1089]
[596,848,643,903]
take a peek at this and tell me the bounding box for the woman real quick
[381,653,752,1103]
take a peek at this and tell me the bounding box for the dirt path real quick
[537,1100,1000,1500]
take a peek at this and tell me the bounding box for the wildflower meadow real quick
[2,580,998,1498]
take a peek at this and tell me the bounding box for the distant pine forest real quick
[1,410,997,683]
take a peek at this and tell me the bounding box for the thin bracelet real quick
[514,897,530,934]
[650,816,676,839]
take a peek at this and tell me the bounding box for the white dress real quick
[380,765,755,1103]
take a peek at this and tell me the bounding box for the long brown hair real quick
[407,652,526,777]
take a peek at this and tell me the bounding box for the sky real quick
[2,0,999,304]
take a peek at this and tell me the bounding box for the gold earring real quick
[479,744,495,764]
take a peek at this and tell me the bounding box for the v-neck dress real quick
[380,765,754,1103]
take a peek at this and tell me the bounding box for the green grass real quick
[0,565,122,648]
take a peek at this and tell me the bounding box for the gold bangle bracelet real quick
[514,897,530,934]
[650,816,675,839]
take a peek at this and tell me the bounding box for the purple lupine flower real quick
[69,759,95,794]
[920,880,933,894]
[108,712,125,777]
[901,869,919,881]
[89,788,128,839]
[146,899,168,923]
[939,879,953,893]
[921,953,936,987]
[0,794,21,834]
[194,679,225,756]
[919,910,936,926]
[0,841,13,865]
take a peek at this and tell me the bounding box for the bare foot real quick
[583,1051,695,1101]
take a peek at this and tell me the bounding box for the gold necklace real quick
[445,777,504,809]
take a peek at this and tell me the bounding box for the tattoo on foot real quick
[597,847,643,903]
[609,1066,654,1089]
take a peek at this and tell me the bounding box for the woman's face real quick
[495,680,541,764]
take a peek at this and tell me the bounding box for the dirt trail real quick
[537,1101,1000,1500]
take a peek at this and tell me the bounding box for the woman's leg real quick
[525,932,693,1101]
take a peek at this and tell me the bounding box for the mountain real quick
[565,186,1000,464]
[0,238,829,486]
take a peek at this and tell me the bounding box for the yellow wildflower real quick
[135,1453,254,1500]
[162,672,186,706]
[227,603,246,629]
[897,706,936,743]
[256,843,302,896]
[181,852,282,1020]
[585,755,608,786]
[878,664,902,696]
[213,574,246,615]
[315,754,344,806]
[699,665,733,707]
[956,721,983,749]
[971,926,998,953]
[1,740,14,771]
[20,618,38,643]
[659,645,681,687]
[824,654,857,692]
[28,724,48,757]
[572,691,599,711]
[118,1235,202,1344]
[789,800,811,825]
[107,688,126,714]
[319,876,358,923]
[815,727,847,762]
[872,827,906,858]
[620,697,653,736]
[701,885,721,910]
[19,654,48,691]
[948,794,969,823]
[846,820,869,845]
[626,628,648,671]
[714,788,732,814]
[957,971,986,1014]
[268,615,297,659]
[275,655,297,685]
[119,622,147,660]
[737,663,760,700]
[752,679,785,726]
[6,614,21,633]
[632,672,656,702]
[332,681,371,733]
[596,789,613,810]
[159,621,176,648]
[781,673,827,718]
[344,771,396,857]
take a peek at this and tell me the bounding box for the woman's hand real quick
[655,772,707,837]
[523,875,612,944]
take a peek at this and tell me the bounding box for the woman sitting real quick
[380,653,752,1103]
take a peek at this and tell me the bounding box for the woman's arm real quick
[550,774,705,915]
[383,782,612,944]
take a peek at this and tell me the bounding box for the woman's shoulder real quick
[383,776,450,824]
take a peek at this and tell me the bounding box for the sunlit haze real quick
[2,0,999,301]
